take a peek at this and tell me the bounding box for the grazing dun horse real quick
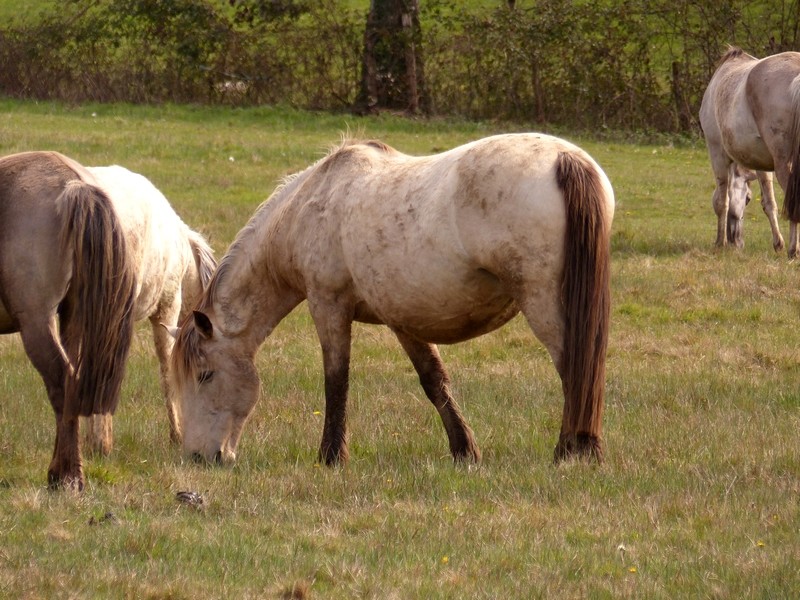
[700,46,800,256]
[171,134,614,467]
[0,151,216,489]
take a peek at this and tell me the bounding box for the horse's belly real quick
[354,268,519,344]
[390,299,520,344]
[720,96,775,170]
[722,129,774,171]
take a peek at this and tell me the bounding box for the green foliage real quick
[0,100,799,597]
[1,1,799,132]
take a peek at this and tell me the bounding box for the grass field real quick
[0,100,798,598]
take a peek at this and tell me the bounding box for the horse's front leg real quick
[393,330,480,462]
[712,178,730,248]
[309,300,353,466]
[756,171,785,252]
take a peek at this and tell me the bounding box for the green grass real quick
[0,100,798,598]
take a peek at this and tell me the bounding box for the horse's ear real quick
[160,323,180,339]
[193,311,214,340]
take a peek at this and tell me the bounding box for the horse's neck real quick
[208,181,303,345]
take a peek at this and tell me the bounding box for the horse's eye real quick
[198,370,215,385]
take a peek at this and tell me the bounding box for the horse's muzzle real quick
[190,450,224,465]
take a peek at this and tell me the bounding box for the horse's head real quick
[727,164,757,248]
[170,310,259,465]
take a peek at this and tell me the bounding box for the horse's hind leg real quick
[51,414,82,491]
[18,315,84,490]
[756,171,785,252]
[516,281,603,461]
[393,331,480,462]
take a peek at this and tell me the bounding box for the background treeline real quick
[0,0,798,134]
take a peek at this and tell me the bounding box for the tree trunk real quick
[671,60,692,131]
[354,0,429,115]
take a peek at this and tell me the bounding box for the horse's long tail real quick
[782,76,800,222]
[58,179,136,418]
[555,151,613,461]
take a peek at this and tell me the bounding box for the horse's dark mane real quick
[187,230,217,289]
[363,139,394,153]
[718,46,749,66]
[171,312,203,392]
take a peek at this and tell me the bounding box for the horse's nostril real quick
[191,452,204,464]
[213,450,223,465]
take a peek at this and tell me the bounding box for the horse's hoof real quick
[553,433,604,464]
[318,444,349,467]
[452,444,482,463]
[48,469,85,492]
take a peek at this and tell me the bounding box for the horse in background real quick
[81,164,216,457]
[0,152,216,489]
[170,134,613,468]
[699,46,800,256]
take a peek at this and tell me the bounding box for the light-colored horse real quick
[0,151,215,489]
[699,46,800,256]
[81,164,217,456]
[171,134,614,467]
